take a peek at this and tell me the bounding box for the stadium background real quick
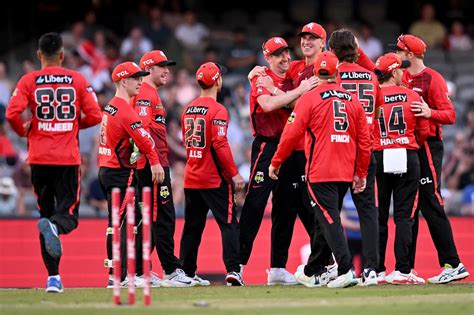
[0,0,473,286]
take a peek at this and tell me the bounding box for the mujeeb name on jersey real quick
[38,122,73,132]
[36,75,73,85]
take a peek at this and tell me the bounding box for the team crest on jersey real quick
[218,126,226,136]
[288,112,296,123]
[160,186,170,199]
[139,106,147,116]
[254,171,264,184]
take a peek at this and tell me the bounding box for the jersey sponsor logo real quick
[212,119,227,126]
[340,71,372,81]
[420,177,433,185]
[155,115,166,124]
[254,171,264,184]
[104,104,118,116]
[136,99,151,106]
[185,106,208,115]
[321,90,352,101]
[160,186,170,198]
[37,122,73,132]
[218,126,226,136]
[130,121,143,130]
[287,112,296,123]
[384,93,407,104]
[35,75,73,85]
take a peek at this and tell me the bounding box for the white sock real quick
[48,275,61,280]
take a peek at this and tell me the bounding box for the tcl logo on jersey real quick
[384,93,407,104]
[36,75,73,85]
[420,177,433,185]
[339,72,372,81]
[130,121,143,130]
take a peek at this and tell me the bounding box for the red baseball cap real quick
[196,62,223,87]
[298,22,326,41]
[139,50,176,69]
[313,51,338,77]
[389,34,427,56]
[262,37,290,57]
[374,53,410,77]
[111,62,149,82]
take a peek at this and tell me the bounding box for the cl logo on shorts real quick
[160,186,170,198]
[420,177,433,185]
[254,171,264,184]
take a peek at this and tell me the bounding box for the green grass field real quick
[1,283,473,315]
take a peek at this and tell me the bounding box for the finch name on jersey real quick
[339,72,372,81]
[36,75,73,85]
[331,134,350,143]
[38,122,73,132]
[384,93,407,104]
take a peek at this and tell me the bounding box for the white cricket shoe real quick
[192,274,211,286]
[428,263,469,284]
[359,268,378,286]
[294,264,322,288]
[226,272,244,286]
[267,268,298,285]
[377,271,388,284]
[320,262,338,285]
[389,270,425,285]
[161,269,196,287]
[327,270,359,288]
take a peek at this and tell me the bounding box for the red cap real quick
[390,34,427,56]
[111,62,149,82]
[196,62,222,87]
[313,51,338,77]
[374,53,410,77]
[139,50,176,69]
[298,22,326,41]
[262,37,290,57]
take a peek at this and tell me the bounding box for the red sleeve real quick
[353,98,371,178]
[357,48,375,72]
[251,76,271,99]
[120,108,160,165]
[428,74,456,125]
[271,96,310,167]
[374,80,383,108]
[78,77,102,129]
[6,75,31,137]
[211,107,238,179]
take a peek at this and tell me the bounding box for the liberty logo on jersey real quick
[255,171,264,184]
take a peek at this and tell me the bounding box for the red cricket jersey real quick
[182,97,238,189]
[249,68,293,139]
[402,67,455,140]
[133,82,169,169]
[6,66,101,165]
[271,83,371,182]
[98,96,159,169]
[373,85,430,151]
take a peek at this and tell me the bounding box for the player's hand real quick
[298,76,318,94]
[256,75,275,92]
[248,66,268,81]
[411,97,432,118]
[352,175,367,194]
[232,174,245,191]
[268,164,280,180]
[150,164,165,184]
